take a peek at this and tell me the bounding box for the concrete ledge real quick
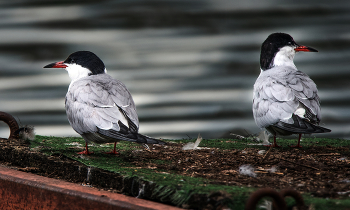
[0,165,182,210]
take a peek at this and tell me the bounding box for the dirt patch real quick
[127,142,350,198]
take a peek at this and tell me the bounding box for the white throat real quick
[273,46,296,68]
[65,64,92,91]
[65,63,92,82]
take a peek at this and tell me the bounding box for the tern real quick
[253,33,331,147]
[44,51,165,154]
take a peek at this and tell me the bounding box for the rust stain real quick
[0,166,182,210]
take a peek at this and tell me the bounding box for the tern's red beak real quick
[294,45,318,52]
[43,61,68,68]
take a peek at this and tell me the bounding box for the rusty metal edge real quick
[0,165,182,210]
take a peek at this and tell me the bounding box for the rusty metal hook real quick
[245,188,306,210]
[245,188,287,210]
[275,188,306,210]
[0,111,19,139]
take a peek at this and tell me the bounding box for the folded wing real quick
[253,67,324,133]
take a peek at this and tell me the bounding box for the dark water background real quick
[1,0,350,140]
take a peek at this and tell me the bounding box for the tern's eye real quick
[65,58,74,64]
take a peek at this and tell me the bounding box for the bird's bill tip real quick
[43,61,68,68]
[295,45,318,52]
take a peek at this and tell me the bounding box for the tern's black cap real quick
[260,33,317,71]
[64,51,105,75]
[260,33,297,71]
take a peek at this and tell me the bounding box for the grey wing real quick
[65,75,139,136]
[253,75,298,129]
[288,71,321,123]
[106,77,139,131]
[253,70,321,129]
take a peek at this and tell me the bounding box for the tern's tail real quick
[91,128,166,145]
[274,114,331,134]
[136,133,166,145]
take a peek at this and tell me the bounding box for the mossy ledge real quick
[0,135,349,209]
[0,136,251,209]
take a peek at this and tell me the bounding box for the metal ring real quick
[245,188,287,210]
[0,112,19,139]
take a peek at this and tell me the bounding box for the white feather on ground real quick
[18,125,35,141]
[239,164,256,178]
[182,133,203,150]
[230,131,271,145]
[268,166,278,173]
[257,130,271,145]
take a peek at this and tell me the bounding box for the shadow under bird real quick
[44,51,165,155]
[253,33,331,147]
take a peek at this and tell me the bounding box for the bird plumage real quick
[253,33,330,147]
[65,74,139,140]
[253,65,320,130]
[44,51,165,154]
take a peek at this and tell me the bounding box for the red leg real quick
[264,135,281,147]
[78,142,93,155]
[106,142,119,155]
[290,134,303,148]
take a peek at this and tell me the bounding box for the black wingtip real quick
[273,115,331,135]
[157,140,167,145]
[320,127,331,133]
[140,134,166,145]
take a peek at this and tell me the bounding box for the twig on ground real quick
[280,157,320,171]
[317,153,340,156]
[260,146,272,164]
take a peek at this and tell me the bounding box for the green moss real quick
[303,194,350,210]
[31,135,350,209]
[184,137,350,150]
